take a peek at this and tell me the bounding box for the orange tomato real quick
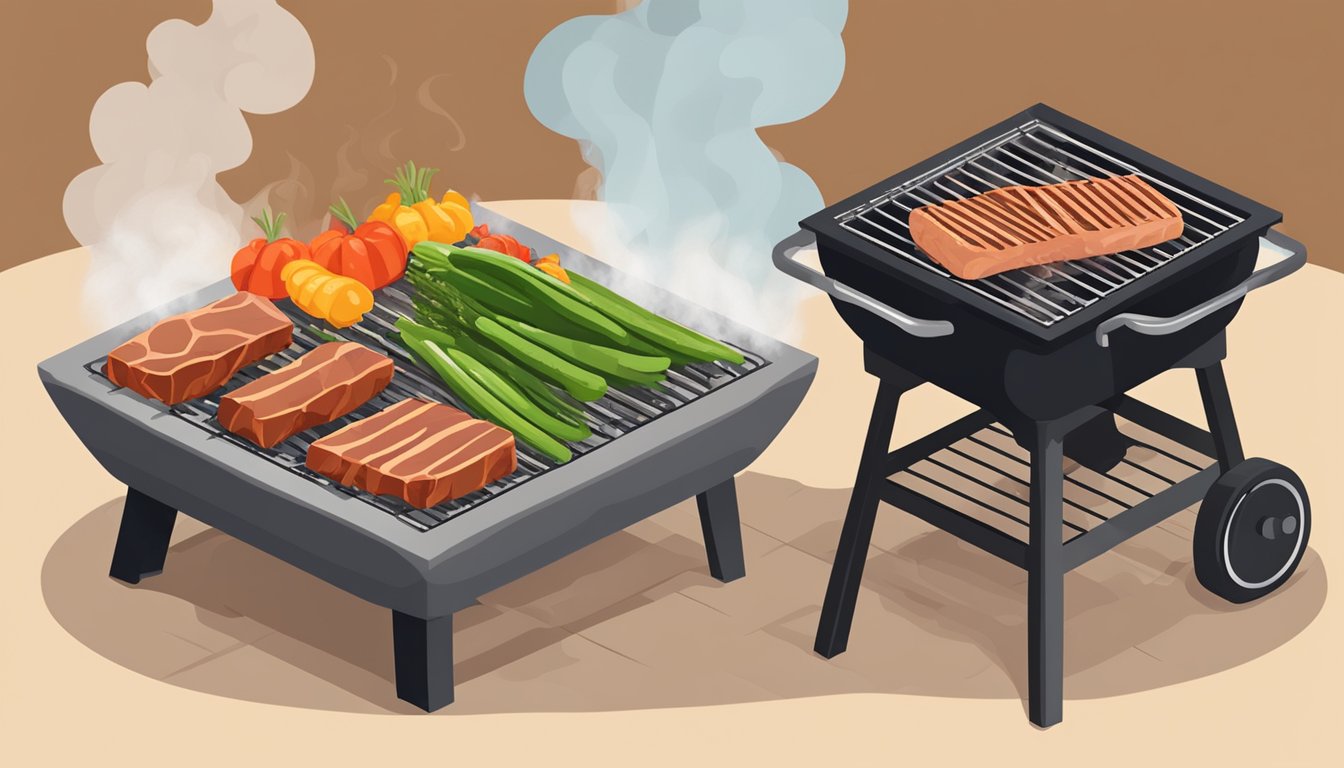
[309,220,408,291]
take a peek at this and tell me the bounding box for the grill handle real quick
[772,230,955,338]
[1096,229,1307,347]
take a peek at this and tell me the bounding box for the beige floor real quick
[3,200,1341,765]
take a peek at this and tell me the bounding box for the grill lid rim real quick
[799,103,1283,343]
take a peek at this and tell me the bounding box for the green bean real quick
[399,334,572,463]
[438,245,630,345]
[474,316,608,401]
[567,271,744,364]
[495,317,670,382]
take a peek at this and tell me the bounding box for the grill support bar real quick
[1198,363,1245,472]
[109,489,177,585]
[813,334,1243,727]
[1027,426,1066,728]
[697,479,747,582]
[813,372,912,658]
[393,611,454,711]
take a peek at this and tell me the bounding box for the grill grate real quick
[835,120,1245,326]
[87,282,767,532]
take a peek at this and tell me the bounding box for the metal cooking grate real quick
[835,119,1246,326]
[88,283,767,532]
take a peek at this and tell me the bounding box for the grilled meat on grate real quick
[306,398,517,508]
[909,175,1184,279]
[217,342,394,449]
[106,292,293,404]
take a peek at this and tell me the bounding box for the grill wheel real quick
[1194,458,1311,604]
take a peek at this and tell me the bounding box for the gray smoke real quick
[64,0,314,328]
[524,0,846,340]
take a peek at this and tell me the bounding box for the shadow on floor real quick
[41,472,1326,714]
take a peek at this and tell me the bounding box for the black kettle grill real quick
[774,104,1311,727]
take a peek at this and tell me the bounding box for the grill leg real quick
[1196,362,1245,472]
[1027,427,1065,728]
[697,478,745,582]
[109,488,177,584]
[392,611,454,712]
[814,379,903,658]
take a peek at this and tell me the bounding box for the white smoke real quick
[64,0,314,328]
[524,0,846,341]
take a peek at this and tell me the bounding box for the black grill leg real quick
[697,478,745,582]
[392,611,454,711]
[814,379,904,658]
[109,488,177,584]
[1027,427,1065,728]
[1196,362,1245,472]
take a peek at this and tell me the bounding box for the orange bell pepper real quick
[366,161,473,247]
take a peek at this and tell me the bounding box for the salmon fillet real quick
[306,399,517,508]
[908,175,1184,279]
[217,342,394,449]
[106,292,293,405]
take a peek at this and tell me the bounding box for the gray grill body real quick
[39,210,816,622]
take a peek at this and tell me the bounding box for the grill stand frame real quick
[814,334,1241,728]
[106,475,748,711]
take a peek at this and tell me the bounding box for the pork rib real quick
[217,342,394,449]
[306,399,517,508]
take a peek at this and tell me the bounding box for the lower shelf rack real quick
[882,397,1222,572]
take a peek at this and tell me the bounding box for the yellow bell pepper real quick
[367,162,474,247]
[280,259,374,328]
[534,253,570,283]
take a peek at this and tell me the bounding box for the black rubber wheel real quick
[1194,458,1310,604]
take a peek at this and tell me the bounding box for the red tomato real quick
[309,221,408,290]
[476,234,530,263]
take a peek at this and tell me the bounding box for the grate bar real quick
[1026,122,1245,224]
[924,455,1089,533]
[904,467,1032,530]
[966,433,1135,510]
[944,445,1108,523]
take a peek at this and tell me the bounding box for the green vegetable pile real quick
[396,242,745,463]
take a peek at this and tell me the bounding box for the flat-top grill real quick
[41,208,815,711]
[775,104,1313,727]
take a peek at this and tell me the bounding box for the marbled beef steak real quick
[218,342,394,448]
[106,292,293,405]
[306,398,517,508]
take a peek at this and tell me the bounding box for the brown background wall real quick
[2,0,1340,273]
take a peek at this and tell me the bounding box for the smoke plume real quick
[63,0,314,327]
[524,0,846,340]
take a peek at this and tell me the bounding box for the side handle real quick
[772,230,954,338]
[1095,229,1307,347]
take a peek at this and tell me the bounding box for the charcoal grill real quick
[774,103,1311,727]
[40,207,815,711]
